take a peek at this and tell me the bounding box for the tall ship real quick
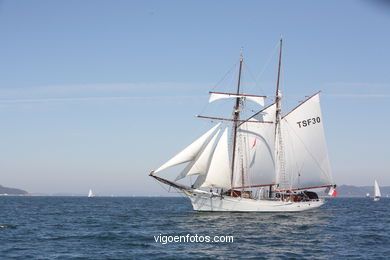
[150,39,336,212]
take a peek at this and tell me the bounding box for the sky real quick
[0,0,389,195]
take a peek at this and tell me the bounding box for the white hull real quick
[374,197,380,202]
[184,189,325,212]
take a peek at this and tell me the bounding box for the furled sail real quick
[154,123,221,173]
[234,104,276,188]
[374,180,381,197]
[193,127,232,189]
[280,93,333,189]
[175,129,221,181]
[209,92,265,106]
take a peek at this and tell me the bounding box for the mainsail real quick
[279,93,333,190]
[234,104,276,188]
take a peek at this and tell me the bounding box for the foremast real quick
[230,50,244,191]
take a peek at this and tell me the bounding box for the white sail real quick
[88,189,94,198]
[209,92,265,106]
[175,129,221,181]
[195,128,232,189]
[154,123,221,173]
[149,40,335,212]
[234,104,276,188]
[280,93,333,189]
[374,180,381,197]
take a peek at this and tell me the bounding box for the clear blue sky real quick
[0,0,389,195]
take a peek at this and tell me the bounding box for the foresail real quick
[175,129,221,181]
[234,104,276,188]
[154,123,221,173]
[195,127,232,189]
[280,93,333,189]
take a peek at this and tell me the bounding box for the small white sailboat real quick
[366,193,370,198]
[150,39,336,212]
[88,189,95,198]
[374,180,381,201]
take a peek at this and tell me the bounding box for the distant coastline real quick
[0,184,28,196]
[1,184,389,197]
[336,184,389,198]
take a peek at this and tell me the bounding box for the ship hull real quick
[184,189,325,212]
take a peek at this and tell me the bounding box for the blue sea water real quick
[0,197,389,259]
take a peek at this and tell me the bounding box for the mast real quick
[275,38,283,132]
[230,50,244,189]
[273,37,285,196]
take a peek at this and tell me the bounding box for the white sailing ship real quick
[374,180,381,201]
[150,39,336,212]
[88,189,95,198]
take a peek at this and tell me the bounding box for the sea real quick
[1,196,389,259]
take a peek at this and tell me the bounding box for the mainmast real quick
[230,50,244,189]
[274,37,287,193]
[275,38,283,128]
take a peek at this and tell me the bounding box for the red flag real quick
[251,138,257,149]
[328,187,337,197]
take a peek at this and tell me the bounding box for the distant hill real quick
[337,185,390,197]
[0,184,388,197]
[0,185,28,195]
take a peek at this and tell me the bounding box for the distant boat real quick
[366,193,370,198]
[374,180,381,202]
[88,189,95,198]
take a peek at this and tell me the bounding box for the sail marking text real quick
[296,117,321,128]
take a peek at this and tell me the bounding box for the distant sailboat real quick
[366,193,370,198]
[88,189,95,198]
[374,180,381,201]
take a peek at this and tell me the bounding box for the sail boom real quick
[232,183,277,189]
[275,184,336,193]
[150,172,191,191]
